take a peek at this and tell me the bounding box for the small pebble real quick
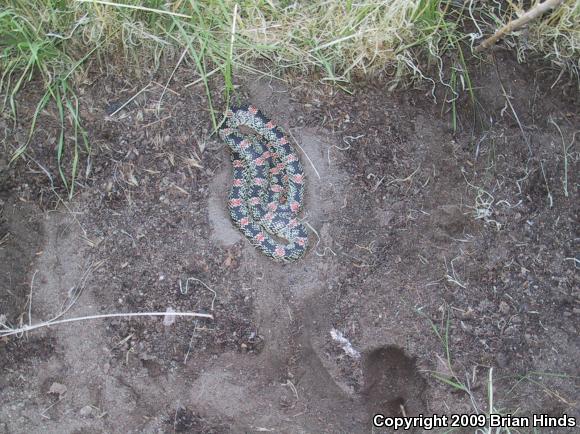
[80,405,93,417]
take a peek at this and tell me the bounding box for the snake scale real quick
[219,105,308,261]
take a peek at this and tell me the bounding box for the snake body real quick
[219,105,308,261]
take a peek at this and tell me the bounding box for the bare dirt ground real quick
[0,52,578,433]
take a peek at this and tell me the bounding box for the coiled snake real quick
[219,105,308,261]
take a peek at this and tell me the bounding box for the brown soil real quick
[0,51,578,434]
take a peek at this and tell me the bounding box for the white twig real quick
[282,379,299,405]
[289,130,321,180]
[540,161,554,208]
[304,221,336,257]
[385,165,421,186]
[183,323,198,364]
[157,48,188,112]
[28,270,38,327]
[179,277,217,311]
[475,0,565,52]
[548,118,570,197]
[109,83,151,117]
[1,312,213,338]
[229,3,238,61]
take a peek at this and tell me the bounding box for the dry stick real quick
[28,270,38,327]
[156,47,188,113]
[548,118,570,198]
[109,83,151,117]
[229,3,239,62]
[494,56,532,156]
[1,312,213,338]
[288,129,321,180]
[179,277,217,311]
[475,0,565,52]
[184,65,222,89]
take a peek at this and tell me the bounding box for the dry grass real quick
[492,0,580,79]
[1,0,578,195]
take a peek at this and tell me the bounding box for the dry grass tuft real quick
[1,1,578,195]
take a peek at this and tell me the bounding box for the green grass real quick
[419,306,578,434]
[423,309,514,433]
[1,0,579,196]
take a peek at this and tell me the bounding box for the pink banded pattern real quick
[218,105,308,261]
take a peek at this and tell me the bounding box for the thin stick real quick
[229,3,239,62]
[28,270,38,327]
[385,164,421,186]
[184,65,222,89]
[540,161,554,208]
[494,58,531,156]
[75,0,192,18]
[475,0,565,52]
[156,48,188,112]
[283,379,299,406]
[288,130,321,180]
[50,261,102,324]
[143,115,172,129]
[548,118,570,197]
[109,83,151,117]
[151,81,180,96]
[1,312,213,337]
[179,277,217,311]
[303,221,336,257]
[183,327,198,364]
[40,398,63,419]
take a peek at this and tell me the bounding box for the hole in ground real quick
[362,346,428,420]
